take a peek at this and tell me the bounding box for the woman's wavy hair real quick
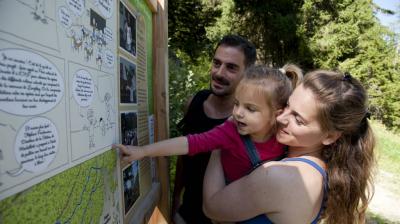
[302,70,376,224]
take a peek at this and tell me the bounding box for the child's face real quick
[232,84,275,142]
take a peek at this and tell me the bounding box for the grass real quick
[367,120,400,223]
[373,121,400,173]
[371,120,400,194]
[367,212,400,224]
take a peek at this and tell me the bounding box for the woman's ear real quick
[322,131,342,145]
[275,109,284,117]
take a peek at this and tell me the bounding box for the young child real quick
[114,64,302,182]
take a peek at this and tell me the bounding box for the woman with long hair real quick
[203,70,376,224]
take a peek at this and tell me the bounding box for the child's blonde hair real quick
[236,64,303,111]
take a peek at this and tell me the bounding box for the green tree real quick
[232,0,306,66]
[168,0,225,138]
[298,0,400,130]
[168,0,221,61]
[169,0,400,132]
[168,52,210,137]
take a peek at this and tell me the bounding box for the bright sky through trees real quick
[374,0,398,32]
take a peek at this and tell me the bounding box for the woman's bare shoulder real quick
[254,158,325,221]
[258,158,325,191]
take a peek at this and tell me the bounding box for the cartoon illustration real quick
[96,46,104,68]
[32,0,47,24]
[83,40,94,61]
[71,29,83,51]
[83,109,97,148]
[103,92,114,129]
[0,0,120,217]
[57,6,112,68]
[99,92,116,136]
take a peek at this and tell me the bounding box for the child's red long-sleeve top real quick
[187,120,285,182]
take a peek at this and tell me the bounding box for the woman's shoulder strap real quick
[283,157,326,179]
[283,157,327,224]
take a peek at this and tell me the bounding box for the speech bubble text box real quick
[96,0,113,18]
[14,117,59,174]
[72,69,94,107]
[67,0,84,16]
[0,49,64,116]
[58,6,72,29]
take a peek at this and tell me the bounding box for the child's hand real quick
[113,144,146,162]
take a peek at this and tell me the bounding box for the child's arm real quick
[113,136,188,163]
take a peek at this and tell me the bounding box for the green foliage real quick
[205,0,235,43]
[168,0,225,138]
[168,51,210,138]
[368,121,400,222]
[232,0,306,66]
[301,0,375,68]
[168,1,228,197]
[372,121,400,179]
[168,0,221,61]
[338,24,399,127]
[367,212,400,224]
[168,51,210,198]
[298,0,400,131]
[168,0,400,132]
[168,3,400,223]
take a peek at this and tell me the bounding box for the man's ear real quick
[322,131,342,145]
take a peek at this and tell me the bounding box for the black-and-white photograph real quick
[120,111,138,146]
[119,1,136,56]
[122,161,140,214]
[90,8,106,31]
[120,57,137,104]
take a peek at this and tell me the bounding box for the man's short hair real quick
[215,35,256,68]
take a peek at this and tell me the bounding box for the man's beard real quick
[210,83,232,97]
[210,75,231,96]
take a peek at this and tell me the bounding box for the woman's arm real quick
[203,151,286,222]
[113,136,188,162]
[203,154,325,223]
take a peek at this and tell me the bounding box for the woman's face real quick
[276,84,329,151]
